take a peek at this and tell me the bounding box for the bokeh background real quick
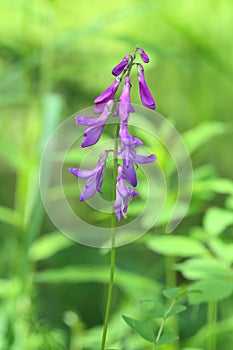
[0,0,233,349]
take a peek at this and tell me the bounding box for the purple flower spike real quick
[114,165,138,221]
[69,150,107,201]
[76,100,113,147]
[138,48,150,63]
[94,78,120,114]
[138,63,156,110]
[112,54,130,76]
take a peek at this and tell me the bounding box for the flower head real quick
[138,48,150,63]
[68,150,107,201]
[114,165,138,221]
[112,54,130,76]
[137,63,156,110]
[94,78,120,114]
[70,46,157,221]
[76,100,113,147]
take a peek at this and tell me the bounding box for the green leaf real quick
[163,287,181,299]
[188,279,233,304]
[146,235,207,257]
[209,239,233,264]
[0,140,28,171]
[147,301,165,318]
[210,179,233,195]
[176,257,233,280]
[182,121,226,154]
[156,331,179,346]
[204,207,233,236]
[0,205,22,228]
[226,195,233,210]
[165,304,187,318]
[29,232,74,261]
[0,279,21,298]
[122,315,155,342]
[34,266,159,299]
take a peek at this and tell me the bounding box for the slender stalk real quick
[100,122,120,350]
[152,301,176,349]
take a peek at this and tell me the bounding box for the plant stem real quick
[153,300,176,349]
[100,122,120,350]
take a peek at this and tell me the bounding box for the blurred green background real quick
[0,0,233,349]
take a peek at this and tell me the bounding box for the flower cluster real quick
[69,46,156,221]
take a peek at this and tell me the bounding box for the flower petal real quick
[96,164,106,193]
[123,160,137,187]
[123,189,138,214]
[80,176,96,201]
[68,167,96,178]
[138,64,156,110]
[81,125,104,147]
[138,48,150,63]
[134,153,156,164]
[75,115,98,126]
[119,76,131,122]
[94,78,120,105]
[112,58,128,76]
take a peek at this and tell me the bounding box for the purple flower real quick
[94,78,120,114]
[68,150,107,201]
[118,76,133,122]
[137,63,156,110]
[114,165,138,221]
[138,48,150,63]
[76,100,113,148]
[118,122,156,186]
[112,54,130,76]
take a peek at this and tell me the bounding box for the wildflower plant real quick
[69,45,156,220]
[40,45,193,349]
[68,45,157,349]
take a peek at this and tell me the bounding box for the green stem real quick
[153,301,176,349]
[100,122,120,350]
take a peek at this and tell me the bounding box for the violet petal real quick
[138,48,150,63]
[138,64,156,110]
[134,153,156,164]
[68,167,96,178]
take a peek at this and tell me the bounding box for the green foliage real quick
[188,279,233,304]
[29,231,74,261]
[122,287,190,348]
[145,235,207,257]
[204,207,233,236]
[122,315,155,342]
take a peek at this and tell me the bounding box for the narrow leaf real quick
[147,301,165,318]
[122,315,155,342]
[146,235,206,257]
[188,279,233,304]
[29,231,74,261]
[156,331,179,346]
[163,287,181,299]
[0,205,22,228]
[165,304,187,318]
[204,207,233,236]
